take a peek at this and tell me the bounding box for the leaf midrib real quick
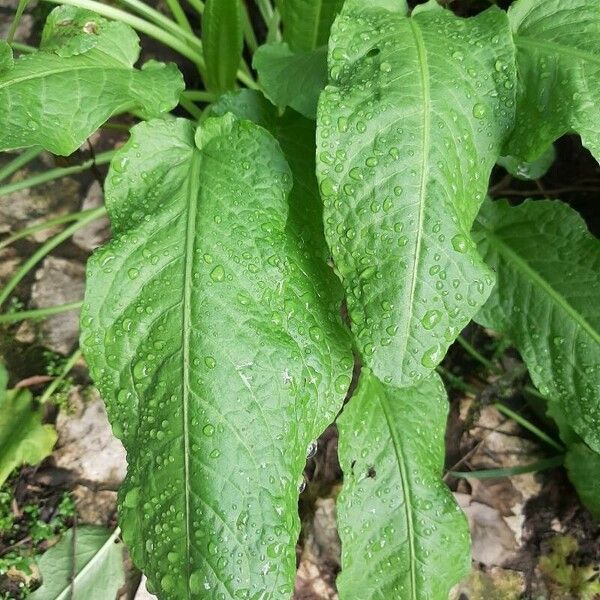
[181,150,202,598]
[399,19,430,376]
[55,528,121,600]
[379,388,417,600]
[484,226,600,347]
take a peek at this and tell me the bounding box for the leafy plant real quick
[0,0,599,598]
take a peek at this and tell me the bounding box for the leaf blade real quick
[81,115,352,598]
[316,3,516,386]
[474,198,600,453]
[506,0,600,160]
[0,6,183,155]
[336,371,470,599]
[0,380,57,486]
[30,526,124,600]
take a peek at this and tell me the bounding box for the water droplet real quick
[210,265,225,282]
[472,103,486,119]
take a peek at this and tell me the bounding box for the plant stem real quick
[0,147,43,184]
[9,41,35,53]
[495,402,564,452]
[6,0,30,43]
[182,90,217,103]
[116,0,202,54]
[0,301,83,325]
[164,0,193,33]
[240,1,258,53]
[0,150,115,198]
[456,334,498,372]
[450,455,564,480]
[0,208,105,308]
[185,0,204,15]
[179,96,203,120]
[39,348,82,404]
[0,208,105,251]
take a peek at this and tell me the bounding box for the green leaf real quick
[474,199,600,453]
[0,41,13,74]
[202,0,244,93]
[30,526,124,600]
[336,370,470,599]
[497,144,556,181]
[506,0,600,161]
[565,443,600,519]
[279,0,346,52]
[0,6,183,156]
[81,115,352,599]
[316,2,516,386]
[253,43,327,119]
[210,89,279,129]
[0,377,57,485]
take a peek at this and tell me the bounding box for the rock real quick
[72,485,118,526]
[0,172,80,243]
[456,493,519,566]
[295,498,340,600]
[73,181,111,251]
[16,256,85,354]
[53,387,126,487]
[134,577,158,600]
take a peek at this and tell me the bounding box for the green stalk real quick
[0,208,105,308]
[0,150,115,198]
[495,402,564,452]
[456,335,498,372]
[164,0,193,33]
[0,301,83,325]
[182,90,217,103]
[450,455,564,479]
[39,347,82,404]
[0,208,105,251]
[179,96,203,120]
[6,0,30,43]
[185,0,204,15]
[9,41,35,54]
[116,0,202,54]
[240,1,258,53]
[0,147,43,184]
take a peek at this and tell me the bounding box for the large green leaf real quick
[565,442,600,519]
[336,370,470,599]
[30,527,124,600]
[0,6,183,156]
[474,199,600,453]
[0,370,57,485]
[506,0,600,161]
[316,1,516,387]
[202,0,243,93]
[81,115,352,599]
[253,43,327,119]
[277,0,345,52]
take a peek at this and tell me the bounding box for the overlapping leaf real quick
[506,0,600,161]
[81,115,352,599]
[30,527,124,600]
[474,199,600,453]
[253,43,327,119]
[316,0,516,387]
[276,0,344,52]
[0,365,57,485]
[0,6,183,155]
[336,371,470,600]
